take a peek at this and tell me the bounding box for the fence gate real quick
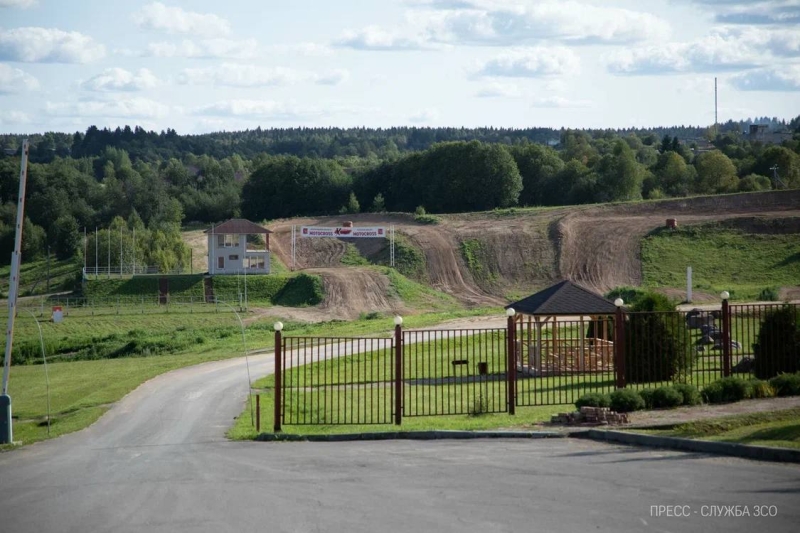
[276,335,395,427]
[403,328,509,416]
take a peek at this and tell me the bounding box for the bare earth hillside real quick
[185,191,800,317]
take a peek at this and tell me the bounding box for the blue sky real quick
[0,0,798,134]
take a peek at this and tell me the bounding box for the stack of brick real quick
[550,406,629,426]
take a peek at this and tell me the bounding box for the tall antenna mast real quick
[714,77,718,137]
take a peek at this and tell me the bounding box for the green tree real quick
[509,143,564,206]
[694,150,738,193]
[51,214,82,260]
[754,146,800,188]
[654,151,696,197]
[371,193,385,213]
[595,141,644,202]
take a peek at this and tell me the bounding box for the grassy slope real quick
[0,257,80,297]
[637,408,800,450]
[641,226,800,300]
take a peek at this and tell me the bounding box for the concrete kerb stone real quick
[255,430,567,442]
[572,429,800,464]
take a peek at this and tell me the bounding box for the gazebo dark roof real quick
[505,280,618,316]
[205,219,272,235]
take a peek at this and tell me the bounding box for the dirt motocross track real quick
[192,191,800,320]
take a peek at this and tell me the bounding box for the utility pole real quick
[2,139,30,444]
[770,165,782,189]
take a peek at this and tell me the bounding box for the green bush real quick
[702,377,752,404]
[753,306,800,379]
[575,392,611,410]
[609,389,645,412]
[672,383,702,406]
[652,386,683,409]
[769,372,800,397]
[758,287,779,301]
[624,292,694,383]
[638,388,657,409]
[747,379,775,399]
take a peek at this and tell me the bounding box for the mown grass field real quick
[641,225,800,300]
[635,408,800,450]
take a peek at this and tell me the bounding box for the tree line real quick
[1,119,798,266]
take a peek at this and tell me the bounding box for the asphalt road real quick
[1,351,799,533]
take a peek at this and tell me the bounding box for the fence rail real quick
[274,302,799,430]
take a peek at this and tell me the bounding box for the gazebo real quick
[505,280,620,375]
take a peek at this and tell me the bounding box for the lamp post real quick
[393,315,403,425]
[214,299,254,426]
[614,298,625,389]
[720,291,731,377]
[273,321,283,433]
[505,307,516,415]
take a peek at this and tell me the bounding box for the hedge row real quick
[573,372,800,413]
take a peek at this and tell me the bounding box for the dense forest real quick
[1,117,798,270]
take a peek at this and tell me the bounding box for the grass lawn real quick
[228,384,565,440]
[634,408,800,450]
[641,225,800,300]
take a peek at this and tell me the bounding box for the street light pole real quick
[214,299,254,426]
[2,139,30,444]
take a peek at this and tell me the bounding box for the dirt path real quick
[626,396,800,428]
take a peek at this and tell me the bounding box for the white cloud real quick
[474,47,579,78]
[684,0,800,25]
[0,27,105,63]
[409,108,440,122]
[0,0,37,7]
[145,38,258,59]
[334,26,431,51]
[608,30,765,75]
[730,66,800,91]
[133,2,231,37]
[80,68,158,92]
[0,110,30,125]
[265,42,332,56]
[177,63,348,87]
[475,81,521,97]
[530,95,591,108]
[0,63,39,93]
[194,99,322,121]
[411,0,671,45]
[45,97,169,118]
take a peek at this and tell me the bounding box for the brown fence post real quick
[394,317,403,426]
[507,310,516,415]
[273,324,283,433]
[614,304,626,389]
[721,295,731,377]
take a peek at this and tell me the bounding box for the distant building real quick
[205,219,272,275]
[745,124,793,145]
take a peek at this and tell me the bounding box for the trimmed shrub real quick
[752,305,800,379]
[610,389,645,412]
[747,379,775,399]
[575,392,611,410]
[672,383,702,406]
[624,292,694,383]
[638,388,657,409]
[769,372,800,397]
[651,386,683,409]
[702,377,752,404]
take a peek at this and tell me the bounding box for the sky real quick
[0,0,798,134]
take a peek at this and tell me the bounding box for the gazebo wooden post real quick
[579,316,585,371]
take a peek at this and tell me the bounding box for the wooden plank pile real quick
[550,406,629,426]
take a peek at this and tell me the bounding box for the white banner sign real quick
[300,226,386,238]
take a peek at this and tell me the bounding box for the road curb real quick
[255,430,567,442]
[573,429,800,463]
